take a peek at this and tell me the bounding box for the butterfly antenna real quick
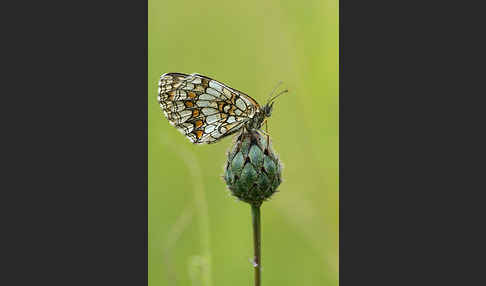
[267,89,289,105]
[268,81,283,100]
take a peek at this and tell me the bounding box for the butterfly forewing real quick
[158,73,261,144]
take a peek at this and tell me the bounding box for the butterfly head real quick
[263,87,288,118]
[248,88,288,130]
[262,101,275,118]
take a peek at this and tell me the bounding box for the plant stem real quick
[251,203,261,286]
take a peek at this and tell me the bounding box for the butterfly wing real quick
[158,73,260,144]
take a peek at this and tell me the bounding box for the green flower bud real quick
[224,129,282,206]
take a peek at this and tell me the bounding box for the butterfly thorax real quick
[246,102,273,130]
[246,110,266,130]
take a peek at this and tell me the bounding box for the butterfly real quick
[157,73,286,144]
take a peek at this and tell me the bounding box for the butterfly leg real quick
[265,120,270,150]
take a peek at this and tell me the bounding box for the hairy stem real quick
[251,204,262,286]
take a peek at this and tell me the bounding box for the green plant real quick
[224,129,282,286]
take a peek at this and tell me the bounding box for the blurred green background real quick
[149,0,338,285]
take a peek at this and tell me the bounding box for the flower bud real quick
[224,129,282,206]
